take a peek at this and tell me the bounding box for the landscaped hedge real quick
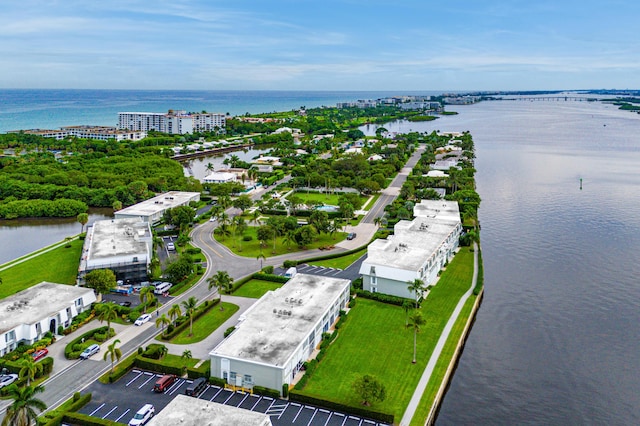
[62,412,126,426]
[187,360,210,379]
[158,299,219,341]
[105,353,137,384]
[288,391,394,424]
[64,326,114,359]
[252,273,289,283]
[40,392,92,426]
[133,357,183,376]
[252,385,280,398]
[282,243,369,267]
[473,248,484,295]
[353,289,414,307]
[209,376,226,387]
[140,344,167,360]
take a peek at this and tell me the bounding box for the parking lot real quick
[274,257,365,283]
[80,369,390,426]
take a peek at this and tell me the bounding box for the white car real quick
[166,242,175,251]
[134,313,152,326]
[128,404,155,426]
[0,374,18,389]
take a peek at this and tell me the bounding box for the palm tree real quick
[205,162,215,173]
[103,339,122,374]
[2,384,46,426]
[96,303,118,336]
[250,209,261,227]
[282,230,295,250]
[407,279,425,309]
[157,345,168,359]
[139,286,155,314]
[168,304,182,327]
[18,358,42,387]
[155,314,170,334]
[373,216,383,228]
[77,213,89,234]
[181,297,198,337]
[256,251,266,270]
[402,299,413,327]
[181,350,192,375]
[407,310,426,364]
[207,271,233,310]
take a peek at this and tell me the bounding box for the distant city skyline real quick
[2,1,639,91]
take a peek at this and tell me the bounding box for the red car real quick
[31,349,48,362]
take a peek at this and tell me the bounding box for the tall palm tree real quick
[250,209,261,227]
[18,358,42,387]
[96,303,118,337]
[402,299,413,327]
[168,304,182,327]
[407,310,426,364]
[207,270,233,310]
[155,314,170,334]
[181,297,198,337]
[103,339,122,374]
[407,279,425,309]
[181,350,192,375]
[256,251,266,270]
[1,384,46,426]
[139,286,155,313]
[205,162,215,173]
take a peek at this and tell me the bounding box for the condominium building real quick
[118,110,225,134]
[114,191,200,224]
[359,200,463,299]
[210,274,351,394]
[8,126,146,141]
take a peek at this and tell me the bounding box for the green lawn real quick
[307,248,367,270]
[291,192,343,206]
[232,279,283,298]
[158,353,201,369]
[409,295,477,426]
[298,247,475,420]
[168,302,239,344]
[0,239,83,298]
[215,226,346,258]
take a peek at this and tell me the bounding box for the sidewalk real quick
[399,244,479,426]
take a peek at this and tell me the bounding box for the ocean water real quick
[0,89,442,132]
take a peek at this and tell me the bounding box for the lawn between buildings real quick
[296,247,475,420]
[0,238,83,298]
[232,279,283,298]
[164,302,239,345]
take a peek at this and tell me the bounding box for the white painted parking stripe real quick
[277,404,289,419]
[115,408,130,423]
[340,414,348,426]
[250,395,261,411]
[323,411,333,426]
[223,391,235,404]
[265,398,276,413]
[238,392,249,407]
[102,406,118,419]
[126,371,143,387]
[197,385,210,399]
[292,404,304,422]
[349,416,359,420]
[364,420,375,424]
[331,269,343,276]
[307,408,319,426]
[291,403,301,407]
[89,403,105,416]
[132,369,141,373]
[167,379,184,395]
[209,387,223,401]
[333,412,344,417]
[137,374,155,389]
[319,409,330,413]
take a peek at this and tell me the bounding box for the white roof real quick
[0,282,96,334]
[148,395,271,426]
[114,191,200,219]
[360,200,460,276]
[87,218,151,261]
[211,274,350,367]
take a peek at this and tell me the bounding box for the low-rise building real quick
[148,395,272,426]
[78,218,152,284]
[204,172,237,184]
[359,200,462,299]
[0,282,96,355]
[114,191,200,224]
[210,274,351,393]
[8,126,147,141]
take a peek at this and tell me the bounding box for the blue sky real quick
[2,0,639,90]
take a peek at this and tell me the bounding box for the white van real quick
[284,267,297,278]
[153,282,172,295]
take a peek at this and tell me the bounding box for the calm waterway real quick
[364,99,640,424]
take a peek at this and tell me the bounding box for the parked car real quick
[153,374,177,393]
[347,232,357,240]
[166,242,175,251]
[128,404,155,426]
[134,313,152,326]
[79,344,100,360]
[119,301,132,307]
[185,377,207,397]
[31,349,49,362]
[0,374,18,389]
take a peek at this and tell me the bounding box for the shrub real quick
[282,383,289,398]
[209,376,226,387]
[252,273,289,283]
[224,326,236,338]
[253,385,280,398]
[261,265,274,274]
[141,344,167,360]
[353,289,412,307]
[283,260,298,268]
[242,235,253,241]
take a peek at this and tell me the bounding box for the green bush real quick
[261,265,274,274]
[253,385,280,398]
[133,356,182,376]
[186,360,210,379]
[141,344,167,360]
[282,383,289,398]
[104,353,137,384]
[209,376,226,387]
[288,391,394,424]
[62,412,124,426]
[64,326,113,359]
[224,326,236,338]
[283,260,298,268]
[353,289,412,307]
[252,273,289,283]
[242,235,253,241]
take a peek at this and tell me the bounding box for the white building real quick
[210,274,351,393]
[0,282,96,355]
[9,126,147,141]
[118,110,225,135]
[204,172,237,184]
[114,191,200,224]
[78,218,152,284]
[359,200,463,299]
[148,395,271,426]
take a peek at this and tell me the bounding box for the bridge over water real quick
[501,96,597,102]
